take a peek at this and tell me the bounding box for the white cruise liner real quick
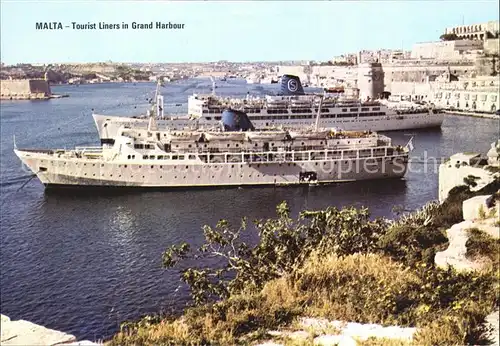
[15,110,412,189]
[93,75,444,145]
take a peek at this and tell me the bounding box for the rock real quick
[299,317,345,331]
[314,335,357,346]
[463,195,497,221]
[438,150,498,203]
[434,220,485,271]
[486,140,500,167]
[298,317,416,342]
[341,322,416,341]
[470,219,500,239]
[0,315,76,346]
[255,342,283,346]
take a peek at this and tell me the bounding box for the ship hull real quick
[93,113,443,145]
[16,150,408,189]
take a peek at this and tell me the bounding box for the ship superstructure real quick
[93,75,443,145]
[15,110,412,189]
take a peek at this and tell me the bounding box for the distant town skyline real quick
[0,1,498,64]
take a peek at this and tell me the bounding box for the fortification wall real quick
[0,79,51,100]
[29,79,51,94]
[386,82,433,94]
[484,38,500,55]
[475,56,500,76]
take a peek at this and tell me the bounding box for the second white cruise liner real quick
[93,75,444,145]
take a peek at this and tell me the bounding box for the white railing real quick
[75,146,103,153]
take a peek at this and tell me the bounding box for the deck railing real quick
[75,146,103,153]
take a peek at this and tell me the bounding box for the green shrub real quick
[162,202,389,305]
[378,202,448,267]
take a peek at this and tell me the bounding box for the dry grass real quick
[286,253,421,326]
[108,253,498,346]
[357,338,411,346]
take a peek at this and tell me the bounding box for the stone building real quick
[430,76,499,113]
[444,20,499,41]
[357,63,385,101]
[411,40,484,60]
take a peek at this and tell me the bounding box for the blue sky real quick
[0,1,498,64]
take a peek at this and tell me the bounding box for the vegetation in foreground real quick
[110,179,500,346]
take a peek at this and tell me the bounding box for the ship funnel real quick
[221,109,255,132]
[280,74,305,96]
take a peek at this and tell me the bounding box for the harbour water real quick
[0,80,498,341]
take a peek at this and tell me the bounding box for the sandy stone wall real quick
[0,79,51,99]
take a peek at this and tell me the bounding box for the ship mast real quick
[314,91,326,131]
[210,76,216,96]
[149,80,164,118]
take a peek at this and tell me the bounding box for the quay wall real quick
[0,79,51,100]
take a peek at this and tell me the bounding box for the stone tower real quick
[357,63,385,101]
